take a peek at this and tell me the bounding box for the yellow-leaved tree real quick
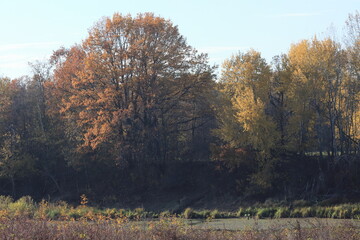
[215,50,279,159]
[288,37,344,157]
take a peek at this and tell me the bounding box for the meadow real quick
[0,195,360,239]
[0,213,359,239]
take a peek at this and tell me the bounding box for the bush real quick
[274,207,290,218]
[160,210,171,218]
[117,208,126,217]
[67,208,81,220]
[8,196,35,217]
[244,207,257,217]
[256,208,276,219]
[197,210,211,219]
[134,207,146,218]
[210,209,220,219]
[183,208,194,219]
[0,196,13,209]
[315,207,326,218]
[299,207,315,218]
[290,208,303,218]
[324,207,335,218]
[351,207,360,219]
[237,207,244,217]
[46,208,61,220]
[103,208,118,218]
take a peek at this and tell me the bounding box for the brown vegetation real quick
[0,216,359,240]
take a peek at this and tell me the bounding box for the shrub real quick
[183,208,194,219]
[299,207,315,218]
[125,208,147,219]
[134,207,146,218]
[210,209,220,219]
[256,208,276,219]
[315,207,326,218]
[351,207,360,219]
[66,207,82,220]
[34,199,49,219]
[8,196,35,217]
[160,210,171,218]
[103,208,118,218]
[237,207,244,217]
[274,207,290,218]
[0,196,13,209]
[197,210,211,219]
[290,208,303,218]
[324,207,335,218]
[244,207,257,217]
[118,208,126,217]
[46,208,61,220]
[341,205,352,219]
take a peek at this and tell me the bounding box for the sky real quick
[0,0,359,78]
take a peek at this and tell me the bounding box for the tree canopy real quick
[0,11,359,202]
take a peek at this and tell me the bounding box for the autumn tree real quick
[52,13,215,171]
[270,54,293,149]
[287,38,345,157]
[343,11,360,154]
[215,50,279,158]
[213,50,281,192]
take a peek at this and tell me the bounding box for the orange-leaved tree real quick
[51,13,214,168]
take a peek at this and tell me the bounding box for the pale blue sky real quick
[0,0,358,78]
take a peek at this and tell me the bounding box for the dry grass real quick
[0,196,359,239]
[0,216,359,240]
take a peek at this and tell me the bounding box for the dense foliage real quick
[0,12,359,204]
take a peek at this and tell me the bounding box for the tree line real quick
[0,12,359,202]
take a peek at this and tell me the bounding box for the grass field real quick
[186,218,360,230]
[0,217,359,239]
[1,196,360,239]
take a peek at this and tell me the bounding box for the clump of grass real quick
[324,206,336,218]
[237,207,244,217]
[159,210,171,218]
[8,196,35,217]
[46,208,61,220]
[0,196,13,209]
[210,209,220,219]
[183,208,194,219]
[102,208,119,219]
[274,207,290,218]
[290,208,303,218]
[256,207,276,219]
[197,210,211,219]
[314,206,326,218]
[300,207,315,217]
[351,206,360,219]
[244,207,257,218]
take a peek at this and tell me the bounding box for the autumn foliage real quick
[0,11,359,202]
[50,13,214,168]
